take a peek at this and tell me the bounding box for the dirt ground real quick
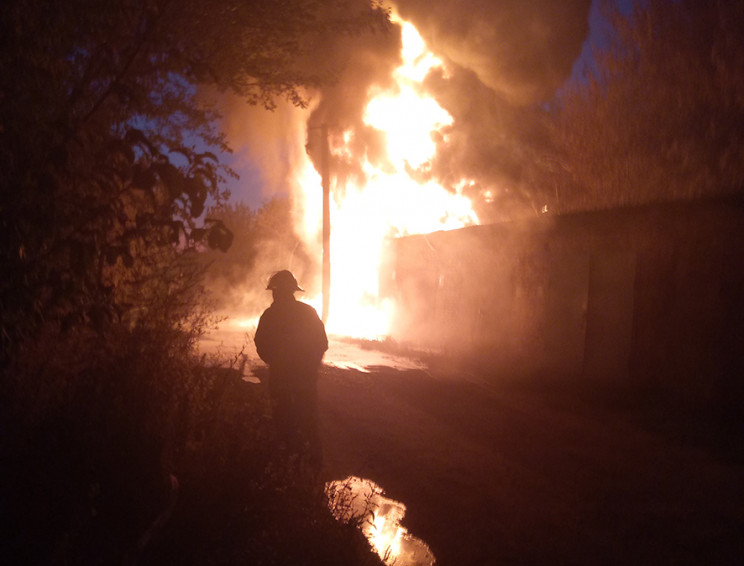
[205,328,744,566]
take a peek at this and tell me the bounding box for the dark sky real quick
[224,0,602,207]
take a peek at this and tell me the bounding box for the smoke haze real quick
[221,95,315,200]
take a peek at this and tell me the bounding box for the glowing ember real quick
[299,17,477,339]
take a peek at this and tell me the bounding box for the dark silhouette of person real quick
[254,270,328,466]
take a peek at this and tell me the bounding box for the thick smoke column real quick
[395,0,592,104]
[304,0,592,217]
[224,0,591,207]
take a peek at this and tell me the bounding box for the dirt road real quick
[205,328,743,565]
[315,346,743,566]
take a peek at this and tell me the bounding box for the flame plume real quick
[301,17,478,339]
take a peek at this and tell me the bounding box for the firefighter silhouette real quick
[254,270,328,466]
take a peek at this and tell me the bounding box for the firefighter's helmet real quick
[266,270,303,292]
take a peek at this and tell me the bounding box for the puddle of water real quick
[325,476,435,566]
[325,339,426,373]
[326,360,373,373]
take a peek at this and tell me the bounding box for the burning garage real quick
[219,4,743,416]
[193,0,744,438]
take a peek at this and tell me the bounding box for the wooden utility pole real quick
[320,125,331,324]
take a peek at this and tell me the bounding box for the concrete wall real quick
[384,198,744,401]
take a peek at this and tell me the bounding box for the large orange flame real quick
[300,18,478,339]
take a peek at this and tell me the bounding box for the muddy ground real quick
[204,329,744,565]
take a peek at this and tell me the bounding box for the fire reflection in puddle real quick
[325,476,435,566]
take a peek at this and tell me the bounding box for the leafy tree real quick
[0,1,391,562]
[0,0,390,360]
[550,0,744,212]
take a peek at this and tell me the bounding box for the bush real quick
[0,319,381,565]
